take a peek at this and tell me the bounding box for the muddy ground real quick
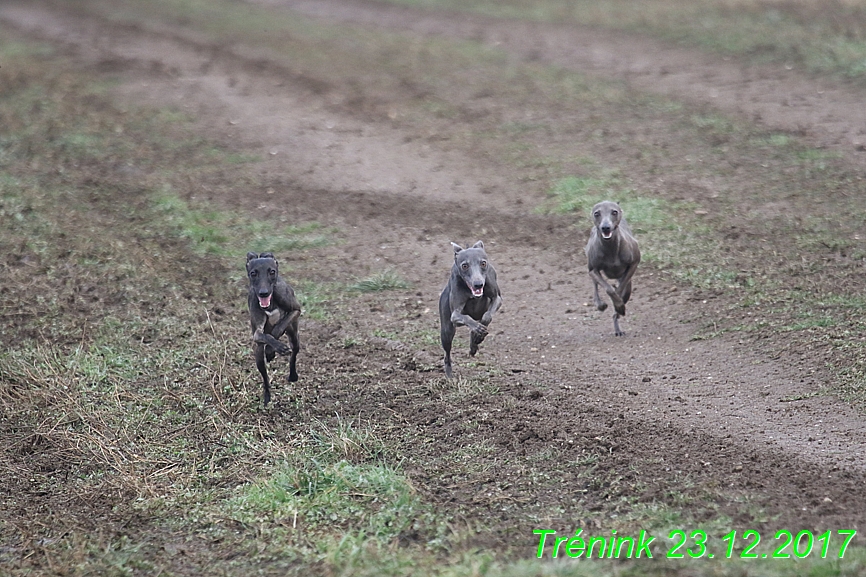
[2,0,866,570]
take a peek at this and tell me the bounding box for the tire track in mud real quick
[4,0,866,537]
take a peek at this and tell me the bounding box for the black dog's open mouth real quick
[258,294,272,308]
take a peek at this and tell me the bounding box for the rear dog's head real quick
[452,241,489,298]
[592,201,623,240]
[246,252,278,309]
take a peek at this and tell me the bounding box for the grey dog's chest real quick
[461,294,492,319]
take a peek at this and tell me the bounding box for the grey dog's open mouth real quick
[467,282,484,297]
[601,229,614,240]
[258,294,272,308]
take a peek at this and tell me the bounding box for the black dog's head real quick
[246,252,278,309]
[452,241,489,298]
[592,200,623,240]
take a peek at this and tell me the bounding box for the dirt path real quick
[4,0,866,540]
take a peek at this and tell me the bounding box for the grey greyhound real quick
[438,241,502,377]
[585,201,641,336]
[246,252,301,405]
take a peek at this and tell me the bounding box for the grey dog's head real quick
[452,241,489,298]
[592,201,623,240]
[246,252,278,308]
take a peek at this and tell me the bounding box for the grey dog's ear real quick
[471,240,484,249]
[451,242,464,254]
[246,252,259,262]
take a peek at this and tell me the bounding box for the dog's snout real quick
[258,289,271,297]
[601,224,612,234]
[473,281,484,290]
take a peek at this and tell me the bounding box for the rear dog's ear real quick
[471,240,484,249]
[246,252,259,262]
[259,252,275,260]
[451,242,464,254]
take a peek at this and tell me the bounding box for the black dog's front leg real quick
[254,343,271,405]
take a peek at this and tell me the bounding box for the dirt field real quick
[2,0,866,575]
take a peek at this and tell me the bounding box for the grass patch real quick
[153,191,331,258]
[349,269,411,293]
[380,0,866,82]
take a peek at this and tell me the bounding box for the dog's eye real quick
[480,260,487,268]
[594,211,601,218]
[612,210,618,216]
[461,263,469,270]
[249,270,257,278]
[269,269,276,276]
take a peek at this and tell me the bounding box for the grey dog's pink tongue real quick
[258,294,272,308]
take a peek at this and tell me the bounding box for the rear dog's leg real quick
[591,275,608,312]
[613,313,625,336]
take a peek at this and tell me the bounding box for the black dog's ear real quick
[259,252,278,270]
[451,242,464,254]
[246,252,259,262]
[471,240,484,250]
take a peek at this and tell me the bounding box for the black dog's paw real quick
[275,342,292,356]
[288,371,299,382]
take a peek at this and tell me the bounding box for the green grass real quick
[349,269,412,293]
[152,192,331,257]
[380,0,866,82]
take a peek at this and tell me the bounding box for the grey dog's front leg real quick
[589,269,624,313]
[451,309,487,335]
[450,290,488,334]
[481,294,502,326]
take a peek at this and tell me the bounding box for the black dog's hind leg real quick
[285,318,300,383]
